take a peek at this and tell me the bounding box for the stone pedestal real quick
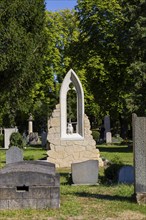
[28,114,33,135]
[47,104,102,167]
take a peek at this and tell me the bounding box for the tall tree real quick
[75,0,127,126]
[25,10,80,131]
[0,0,47,127]
[122,0,146,116]
[75,0,146,136]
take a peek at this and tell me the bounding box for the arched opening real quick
[67,83,77,134]
[60,69,84,140]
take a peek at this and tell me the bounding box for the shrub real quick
[104,155,123,183]
[9,132,24,149]
[92,129,100,141]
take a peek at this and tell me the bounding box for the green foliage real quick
[104,155,124,183]
[74,0,130,128]
[0,135,4,148]
[0,0,47,127]
[9,132,23,148]
[23,155,34,161]
[91,129,100,141]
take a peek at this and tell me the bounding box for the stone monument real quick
[27,114,40,145]
[47,69,102,167]
[132,113,146,204]
[28,113,34,134]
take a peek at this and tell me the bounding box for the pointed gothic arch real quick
[60,69,84,140]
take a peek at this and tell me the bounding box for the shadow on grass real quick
[39,153,48,160]
[60,172,72,185]
[97,145,133,153]
[74,191,134,203]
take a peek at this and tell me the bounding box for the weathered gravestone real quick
[104,116,112,143]
[41,130,47,147]
[118,165,134,184]
[132,113,146,204]
[6,146,23,164]
[106,132,112,144]
[28,132,39,145]
[71,160,99,185]
[0,161,60,209]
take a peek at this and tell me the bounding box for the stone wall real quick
[47,104,102,167]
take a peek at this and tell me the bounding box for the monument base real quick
[47,104,103,168]
[47,146,102,168]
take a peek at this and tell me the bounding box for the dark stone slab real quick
[118,165,134,184]
[71,160,99,185]
[0,172,60,187]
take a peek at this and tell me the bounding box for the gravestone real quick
[132,113,146,204]
[71,160,99,185]
[104,115,112,143]
[106,132,112,144]
[6,146,23,164]
[4,127,18,149]
[118,165,134,184]
[41,130,47,147]
[28,132,39,145]
[0,161,60,209]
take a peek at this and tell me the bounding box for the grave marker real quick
[71,160,99,185]
[6,146,23,164]
[118,165,134,184]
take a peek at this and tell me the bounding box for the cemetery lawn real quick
[0,144,146,220]
[97,143,133,165]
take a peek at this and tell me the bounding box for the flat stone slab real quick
[71,160,99,185]
[118,165,134,184]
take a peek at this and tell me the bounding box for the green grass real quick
[0,146,47,168]
[0,144,146,220]
[97,143,133,165]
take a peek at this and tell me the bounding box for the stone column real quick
[132,113,146,204]
[28,114,33,134]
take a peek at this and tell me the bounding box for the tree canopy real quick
[0,0,47,127]
[0,0,146,138]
